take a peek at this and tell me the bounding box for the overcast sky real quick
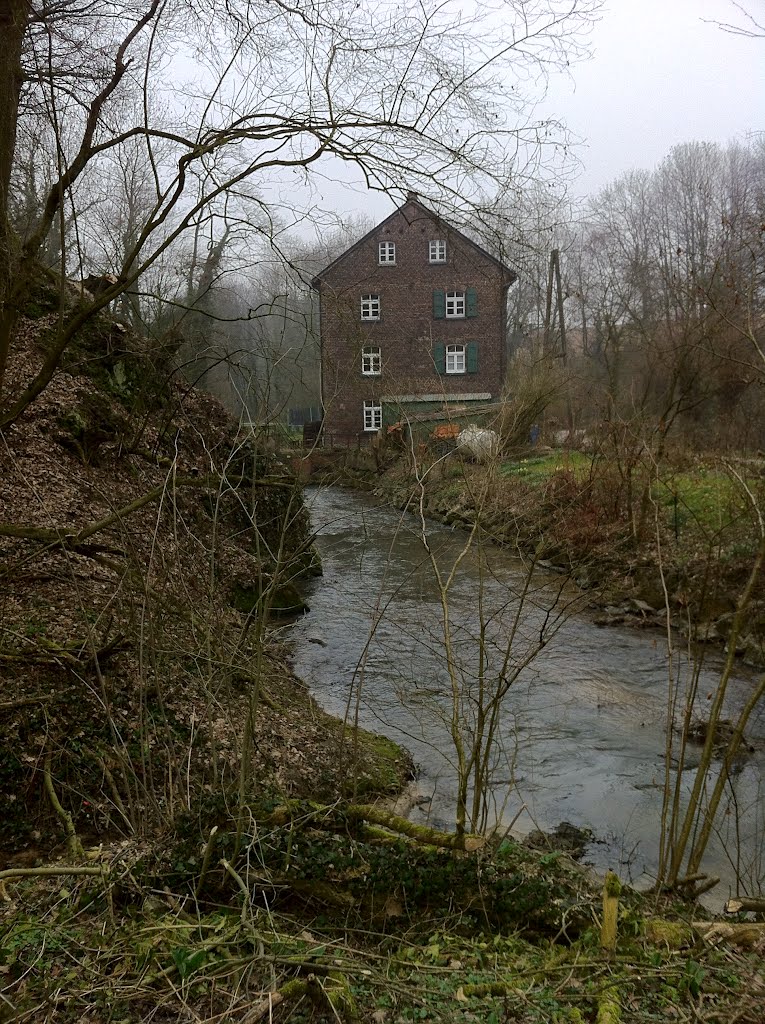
[325,0,764,222]
[544,0,765,198]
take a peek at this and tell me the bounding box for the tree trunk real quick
[0,0,28,398]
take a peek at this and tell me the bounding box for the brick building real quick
[311,194,517,444]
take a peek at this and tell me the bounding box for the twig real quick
[0,475,216,546]
[43,751,85,859]
[241,992,285,1023]
[691,876,720,898]
[0,694,60,712]
[195,826,218,899]
[0,865,104,901]
[220,857,249,900]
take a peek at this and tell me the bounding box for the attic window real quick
[378,242,396,265]
[360,294,380,320]
[429,239,446,263]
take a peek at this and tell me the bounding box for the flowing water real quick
[290,486,765,903]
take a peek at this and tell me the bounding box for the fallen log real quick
[0,865,105,902]
[725,896,765,915]
[346,804,485,852]
[265,801,485,851]
[242,974,357,1021]
[692,921,765,949]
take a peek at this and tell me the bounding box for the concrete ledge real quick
[381,393,492,403]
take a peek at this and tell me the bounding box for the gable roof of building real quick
[310,195,518,288]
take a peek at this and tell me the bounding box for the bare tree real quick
[0,0,601,427]
[704,1,765,37]
[569,140,764,456]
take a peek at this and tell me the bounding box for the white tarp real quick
[456,424,499,461]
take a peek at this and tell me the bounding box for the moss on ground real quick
[2,849,762,1023]
[345,728,410,796]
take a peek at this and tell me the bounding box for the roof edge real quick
[310,196,517,288]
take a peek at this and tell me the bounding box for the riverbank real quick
[0,294,417,1015]
[6,806,765,1024]
[305,444,765,668]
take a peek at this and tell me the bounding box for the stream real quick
[290,486,765,905]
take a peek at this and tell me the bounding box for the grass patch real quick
[343,727,412,797]
[500,450,595,483]
[653,469,749,537]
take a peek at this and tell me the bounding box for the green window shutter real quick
[466,287,478,318]
[466,342,478,373]
[434,343,446,375]
[433,289,446,319]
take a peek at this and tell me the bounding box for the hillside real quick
[0,282,410,860]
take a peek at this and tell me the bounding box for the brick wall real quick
[315,198,515,444]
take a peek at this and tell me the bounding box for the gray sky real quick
[544,0,765,198]
[324,0,764,221]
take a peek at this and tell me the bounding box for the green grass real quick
[501,449,761,537]
[653,470,744,535]
[344,727,411,796]
[500,450,595,482]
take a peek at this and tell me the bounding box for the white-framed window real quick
[363,400,382,432]
[446,344,466,374]
[360,294,380,320]
[446,291,465,318]
[429,239,446,263]
[378,241,396,265]
[361,346,381,375]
